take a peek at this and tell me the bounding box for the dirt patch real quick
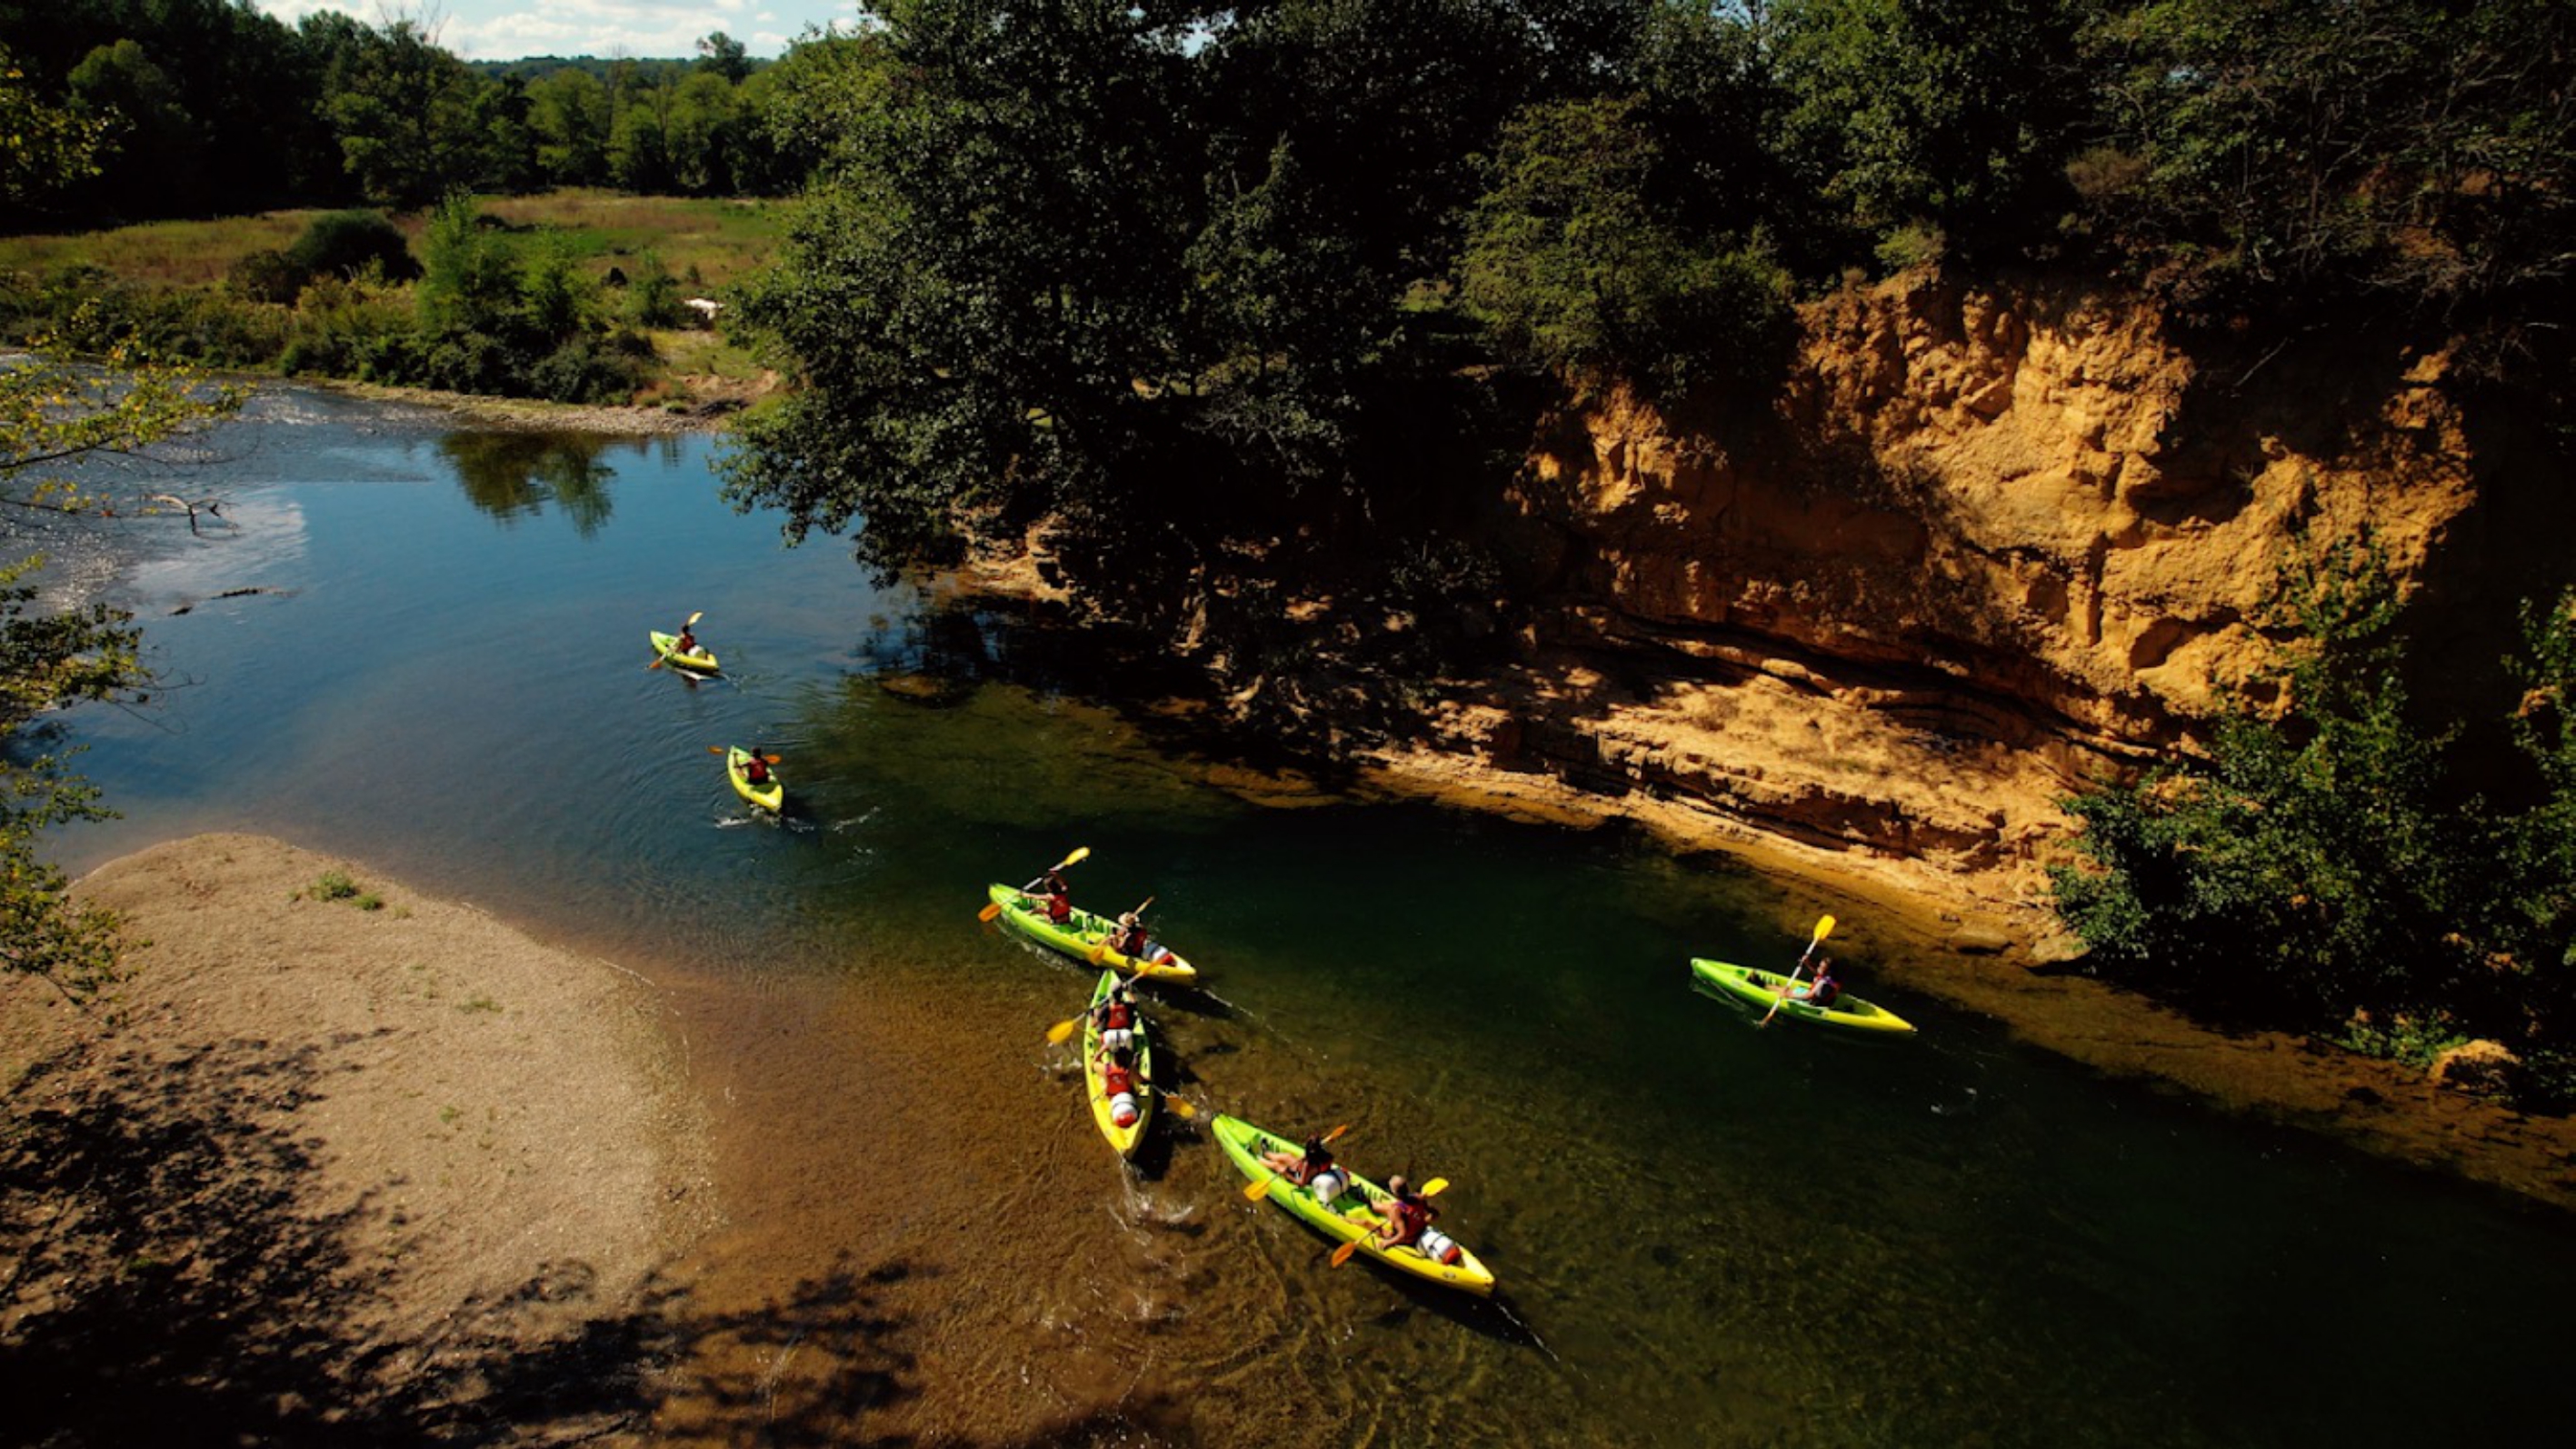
[1,834,718,1444]
[303,374,772,436]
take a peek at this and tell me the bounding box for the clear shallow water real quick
[25,385,2576,1446]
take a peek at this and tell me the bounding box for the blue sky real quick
[254,2,867,62]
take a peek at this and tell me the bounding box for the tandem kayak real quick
[1081,969,1155,1157]
[1689,958,1918,1036]
[650,630,719,673]
[983,884,1200,984]
[726,746,784,812]
[1213,1114,1494,1297]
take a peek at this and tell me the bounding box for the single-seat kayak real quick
[650,630,719,673]
[983,884,1200,984]
[1689,958,1918,1036]
[726,746,784,812]
[1080,969,1155,1157]
[1214,1114,1494,1296]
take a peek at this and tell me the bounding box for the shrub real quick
[227,249,307,305]
[286,210,420,284]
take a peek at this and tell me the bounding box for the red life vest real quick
[1101,1062,1135,1096]
[1045,893,1072,924]
[1386,1196,1435,1244]
[1103,1000,1133,1031]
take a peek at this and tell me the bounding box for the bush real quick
[286,210,420,284]
[227,249,307,305]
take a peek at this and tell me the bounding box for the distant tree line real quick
[0,0,823,226]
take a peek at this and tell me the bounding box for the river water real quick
[22,385,2575,1446]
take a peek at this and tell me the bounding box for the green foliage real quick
[305,871,360,901]
[1,335,241,999]
[2051,536,2474,1022]
[1771,0,2089,247]
[1462,95,1792,396]
[1,42,109,209]
[285,210,418,284]
[2079,0,2576,324]
[324,19,485,209]
[2052,541,2576,1077]
[624,250,688,329]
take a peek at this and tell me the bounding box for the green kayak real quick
[1213,1113,1494,1296]
[983,884,1199,984]
[1690,957,1918,1036]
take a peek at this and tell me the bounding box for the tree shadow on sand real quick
[2,1034,1113,1447]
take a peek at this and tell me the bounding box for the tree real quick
[64,38,207,218]
[528,66,612,185]
[323,18,486,209]
[1461,95,1792,395]
[1771,0,2090,257]
[696,31,753,83]
[2049,536,2479,1025]
[0,42,108,215]
[3,340,244,999]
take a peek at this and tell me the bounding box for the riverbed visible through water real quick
[22,385,2576,1446]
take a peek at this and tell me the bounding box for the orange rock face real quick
[1404,269,2551,920]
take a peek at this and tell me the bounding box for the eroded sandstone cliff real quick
[1364,269,2550,928]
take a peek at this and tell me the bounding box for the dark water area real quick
[20,384,2576,1446]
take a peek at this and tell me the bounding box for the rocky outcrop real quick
[1396,269,2557,920]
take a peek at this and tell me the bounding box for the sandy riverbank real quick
[0,834,717,1444]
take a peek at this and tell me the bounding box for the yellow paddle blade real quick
[1052,845,1093,872]
[1323,1124,1351,1144]
[977,901,1004,924]
[1422,1177,1449,1197]
[1813,914,1837,944]
[1167,1096,1195,1118]
[1243,1177,1273,1201]
[1087,936,1111,965]
[705,744,725,754]
[1043,1016,1079,1044]
[1331,1237,1363,1267]
[685,610,704,628]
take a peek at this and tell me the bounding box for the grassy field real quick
[0,191,787,294]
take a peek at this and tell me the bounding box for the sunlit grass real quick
[0,190,785,294]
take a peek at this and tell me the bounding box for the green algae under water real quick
[32,385,2576,1447]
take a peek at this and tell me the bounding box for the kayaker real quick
[741,753,772,786]
[1021,868,1074,925]
[1092,982,1139,1053]
[1788,956,1842,1009]
[674,624,700,657]
[1111,909,1153,962]
[1364,1174,1462,1264]
[1262,1135,1345,1202]
[1093,1043,1143,1129]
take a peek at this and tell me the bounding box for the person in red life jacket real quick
[674,625,700,658]
[1111,909,1156,963]
[1363,1174,1462,1264]
[1020,867,1073,925]
[1787,955,1842,1009]
[1093,1042,1144,1129]
[1091,980,1139,1054]
[740,752,772,786]
[1261,1134,1346,1204]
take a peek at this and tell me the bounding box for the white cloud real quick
[252,0,852,59]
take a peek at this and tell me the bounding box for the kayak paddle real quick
[982,846,1091,923]
[704,744,782,764]
[1327,1178,1450,1266]
[1759,914,1837,1027]
[1242,1124,1352,1200]
[1087,895,1153,964]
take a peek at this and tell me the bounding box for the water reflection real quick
[438,432,623,535]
